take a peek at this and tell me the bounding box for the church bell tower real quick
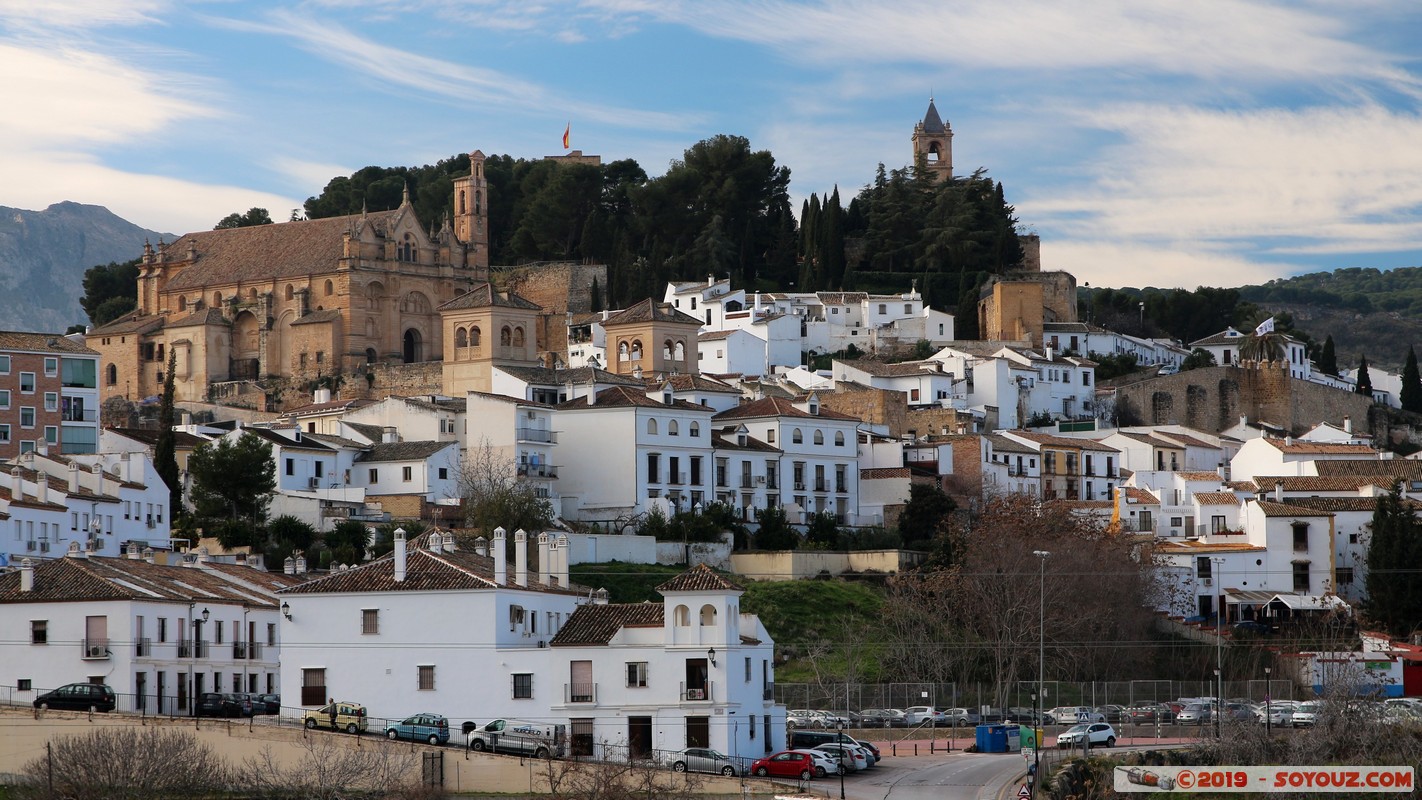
[912,98,953,183]
[452,149,490,272]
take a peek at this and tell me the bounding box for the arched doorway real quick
[403,329,422,363]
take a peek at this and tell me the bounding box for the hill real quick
[0,202,170,333]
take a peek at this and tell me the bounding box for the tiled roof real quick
[1155,541,1267,554]
[1313,460,1422,479]
[556,385,712,412]
[88,311,166,336]
[712,396,859,422]
[1266,440,1377,455]
[1188,328,1247,346]
[711,428,780,453]
[1157,433,1217,449]
[1194,491,1240,506]
[649,374,741,394]
[279,398,374,417]
[437,281,542,311]
[1003,431,1120,452]
[816,292,869,304]
[656,563,743,593]
[343,422,386,443]
[985,434,1037,455]
[289,309,345,326]
[1226,481,1259,492]
[1251,476,1390,492]
[0,555,292,605]
[601,298,701,327]
[301,432,370,450]
[1256,501,1332,517]
[406,396,468,413]
[1177,471,1225,481]
[0,331,96,355]
[1123,487,1159,504]
[164,308,230,329]
[240,428,332,451]
[698,330,738,341]
[921,100,946,134]
[861,467,911,479]
[1287,497,1414,513]
[109,427,211,448]
[549,602,664,646]
[496,364,643,387]
[280,533,584,596]
[355,441,455,462]
[837,359,940,378]
[161,210,403,291]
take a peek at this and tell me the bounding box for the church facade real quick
[90,151,495,405]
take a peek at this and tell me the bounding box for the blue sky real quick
[1,1,1420,290]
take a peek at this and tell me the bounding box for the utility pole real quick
[1033,550,1051,798]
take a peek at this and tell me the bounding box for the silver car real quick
[813,743,867,772]
[1176,703,1212,725]
[667,747,738,776]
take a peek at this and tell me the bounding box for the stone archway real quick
[403,328,422,363]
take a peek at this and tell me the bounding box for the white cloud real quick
[1044,240,1286,290]
[0,0,168,29]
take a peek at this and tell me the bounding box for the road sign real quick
[1018,784,1032,799]
[1023,747,1035,762]
[1076,711,1090,723]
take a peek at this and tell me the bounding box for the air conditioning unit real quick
[38,541,50,553]
[536,640,547,648]
[86,645,106,658]
[25,540,35,551]
[756,476,766,485]
[687,689,706,700]
[1202,577,1213,587]
[308,477,319,490]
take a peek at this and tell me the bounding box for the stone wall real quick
[729,549,926,581]
[495,262,608,357]
[820,384,908,434]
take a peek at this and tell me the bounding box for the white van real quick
[467,718,566,758]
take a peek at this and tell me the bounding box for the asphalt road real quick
[799,751,1028,800]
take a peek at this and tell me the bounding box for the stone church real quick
[90,150,500,405]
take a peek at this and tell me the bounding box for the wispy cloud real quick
[0,0,169,30]
[1045,240,1287,290]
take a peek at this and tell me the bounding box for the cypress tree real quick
[1364,482,1422,636]
[1402,346,1422,413]
[1317,335,1337,376]
[155,350,182,516]
[1356,355,1373,397]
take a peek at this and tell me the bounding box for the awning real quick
[1270,594,1348,611]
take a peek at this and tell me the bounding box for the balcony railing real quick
[814,479,829,492]
[515,428,557,444]
[82,638,110,660]
[517,464,558,479]
[62,408,98,422]
[135,637,152,658]
[763,685,774,701]
[178,641,207,659]
[233,642,264,659]
[679,681,714,702]
[835,482,848,494]
[740,477,754,489]
[565,683,597,703]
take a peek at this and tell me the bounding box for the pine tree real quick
[588,278,602,313]
[1364,482,1422,636]
[1317,335,1338,376]
[1402,347,1422,413]
[1356,355,1373,397]
[154,350,182,516]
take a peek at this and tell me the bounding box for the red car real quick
[751,750,816,780]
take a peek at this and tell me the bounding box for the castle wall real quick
[495,262,607,357]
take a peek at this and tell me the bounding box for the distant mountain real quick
[0,202,172,333]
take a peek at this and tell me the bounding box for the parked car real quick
[815,710,851,729]
[1176,703,1212,725]
[466,718,565,757]
[854,738,882,762]
[253,693,282,714]
[789,729,858,750]
[385,713,451,745]
[860,708,907,727]
[1004,707,1042,725]
[751,750,815,780]
[857,708,894,728]
[303,701,369,734]
[196,692,253,718]
[1045,706,1105,725]
[666,747,739,776]
[1255,700,1297,727]
[902,706,941,726]
[786,709,819,729]
[795,749,846,778]
[32,683,116,713]
[1127,703,1175,724]
[1231,619,1272,636]
[942,707,982,725]
[1222,703,1254,722]
[1095,705,1127,723]
[1056,723,1117,748]
[813,743,867,773]
[1290,701,1321,727]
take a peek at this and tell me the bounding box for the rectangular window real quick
[438,467,448,480]
[1211,515,1227,533]
[647,452,660,483]
[513,673,533,699]
[301,667,327,706]
[402,466,412,482]
[361,609,379,635]
[43,392,58,411]
[0,424,9,444]
[368,468,378,483]
[1336,567,1354,585]
[20,372,35,393]
[158,618,167,643]
[417,665,435,691]
[31,620,47,644]
[44,426,58,445]
[0,355,9,373]
[43,357,57,377]
[1293,524,1309,551]
[745,656,752,682]
[285,458,294,476]
[315,461,324,478]
[0,389,9,409]
[1293,562,1310,593]
[267,623,276,646]
[627,662,648,687]
[20,407,35,428]
[17,678,31,691]
[61,358,96,388]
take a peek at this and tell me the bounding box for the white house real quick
[832,359,959,408]
[1189,327,1312,380]
[0,544,296,714]
[465,391,560,503]
[697,330,766,377]
[1229,437,1380,483]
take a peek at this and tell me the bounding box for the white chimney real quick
[314,387,332,404]
[142,548,155,564]
[1274,481,1284,503]
[295,555,307,574]
[545,538,560,587]
[556,533,571,589]
[428,531,443,553]
[66,541,85,559]
[9,467,21,499]
[35,439,47,457]
[1046,346,1054,362]
[382,426,398,444]
[19,558,34,592]
[284,556,296,575]
[1238,414,1248,429]
[514,529,528,587]
[1343,415,1353,434]
[473,536,488,557]
[92,463,110,496]
[195,546,210,565]
[707,274,715,287]
[68,462,80,493]
[493,527,507,585]
[593,587,610,605]
[537,533,551,585]
[393,527,407,583]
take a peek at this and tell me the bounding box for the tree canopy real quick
[187,433,277,525]
[80,258,140,325]
[213,207,274,229]
[1363,483,1422,636]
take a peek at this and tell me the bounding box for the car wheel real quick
[1106,737,1115,748]
[387,730,399,740]
[37,702,48,711]
[815,767,827,778]
[787,721,798,729]
[346,723,359,735]
[722,765,736,776]
[800,770,813,781]
[428,734,441,745]
[755,767,769,777]
[471,740,487,751]
[305,717,317,729]
[534,747,550,759]
[88,704,100,713]
[673,762,688,773]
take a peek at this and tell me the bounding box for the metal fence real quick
[773,680,1300,715]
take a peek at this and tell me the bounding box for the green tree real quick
[1356,355,1373,397]
[154,350,181,515]
[1401,347,1422,413]
[267,515,317,556]
[80,258,140,325]
[187,433,276,525]
[1317,334,1338,376]
[753,506,798,550]
[897,483,956,552]
[324,520,371,564]
[1363,483,1422,636]
[804,511,840,548]
[1180,348,1217,371]
[1239,330,1286,363]
[214,207,274,229]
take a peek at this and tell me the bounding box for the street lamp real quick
[1211,557,1225,738]
[1264,666,1272,735]
[1033,550,1050,796]
[837,720,847,800]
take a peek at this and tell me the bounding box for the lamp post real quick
[838,720,847,800]
[1033,550,1050,796]
[241,604,251,694]
[1264,666,1272,735]
[1212,557,1225,738]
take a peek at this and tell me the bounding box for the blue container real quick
[975,723,1008,753]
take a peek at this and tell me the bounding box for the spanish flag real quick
[562,122,570,150]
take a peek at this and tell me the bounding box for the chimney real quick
[1274,480,1284,503]
[284,556,295,575]
[754,292,762,312]
[537,533,551,585]
[142,547,154,564]
[393,527,407,583]
[707,274,715,287]
[1217,463,1228,480]
[314,387,332,404]
[1343,415,1353,434]
[545,538,560,587]
[586,386,597,406]
[1238,414,1248,429]
[428,531,443,553]
[514,529,529,587]
[382,426,398,444]
[473,536,488,557]
[493,527,507,585]
[19,558,34,592]
[1046,346,1054,362]
[556,533,571,589]
[294,555,307,574]
[9,467,21,499]
[195,546,210,565]
[35,439,47,457]
[181,410,193,426]
[443,534,457,552]
[66,541,85,559]
[593,587,610,605]
[68,462,80,493]
[1284,435,1294,447]
[126,542,141,560]
[92,463,109,496]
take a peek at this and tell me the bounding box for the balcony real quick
[62,408,97,422]
[515,427,557,444]
[680,681,715,702]
[82,638,111,660]
[763,685,775,702]
[233,641,266,660]
[814,479,829,492]
[835,482,848,494]
[517,464,558,479]
[178,641,207,659]
[740,477,754,489]
[135,637,151,658]
[565,683,597,703]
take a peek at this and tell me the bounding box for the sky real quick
[1,0,1420,290]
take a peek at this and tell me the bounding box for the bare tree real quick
[458,437,553,536]
[238,736,425,800]
[16,728,229,800]
[540,749,706,800]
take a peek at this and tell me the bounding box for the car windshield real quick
[707,751,727,760]
[1066,724,1089,733]
[1298,703,1321,713]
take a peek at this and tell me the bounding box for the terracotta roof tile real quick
[712,396,859,422]
[1251,475,1391,492]
[861,467,911,479]
[556,385,712,412]
[602,298,702,327]
[497,364,644,388]
[1194,491,1240,506]
[355,441,455,462]
[1124,487,1159,504]
[0,555,291,605]
[1256,500,1333,517]
[88,311,166,336]
[655,563,743,593]
[837,359,942,378]
[1267,440,1377,455]
[1177,471,1225,481]
[1313,460,1422,479]
[289,309,345,326]
[0,331,97,354]
[437,281,542,311]
[549,602,664,646]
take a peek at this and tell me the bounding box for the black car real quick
[196,692,254,718]
[253,693,282,714]
[33,683,116,712]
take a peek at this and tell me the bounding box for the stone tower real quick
[912,98,953,182]
[452,149,490,272]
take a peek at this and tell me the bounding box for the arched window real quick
[324,279,334,297]
[365,348,377,363]
[105,364,118,386]
[674,341,685,360]
[834,431,845,446]
[668,420,679,436]
[813,430,824,445]
[213,291,223,306]
[455,327,468,348]
[177,296,187,312]
[792,428,803,444]
[474,190,482,215]
[619,342,630,361]
[631,340,643,359]
[500,326,512,347]
[285,284,294,301]
[674,605,690,627]
[470,326,481,346]
[699,604,717,626]
[248,288,258,301]
[647,418,658,435]
[512,327,525,347]
[663,339,674,360]
[690,422,700,438]
[458,190,466,215]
